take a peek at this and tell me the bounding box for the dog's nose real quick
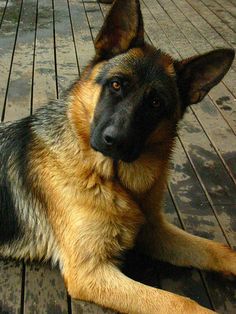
[103,126,117,146]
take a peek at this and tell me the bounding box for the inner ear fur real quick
[94,0,144,60]
[175,49,235,107]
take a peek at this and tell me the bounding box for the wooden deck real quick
[0,0,236,313]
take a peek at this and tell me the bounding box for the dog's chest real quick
[117,155,166,195]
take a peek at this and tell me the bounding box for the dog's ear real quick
[175,49,235,107]
[94,0,144,60]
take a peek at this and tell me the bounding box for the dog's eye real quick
[151,97,161,108]
[111,80,121,92]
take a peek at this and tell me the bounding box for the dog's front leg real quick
[63,262,215,314]
[137,185,236,276]
[137,215,236,276]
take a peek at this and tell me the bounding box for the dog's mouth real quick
[90,139,141,163]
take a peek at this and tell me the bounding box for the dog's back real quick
[0,119,31,248]
[0,103,67,262]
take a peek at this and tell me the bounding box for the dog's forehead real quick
[96,46,175,83]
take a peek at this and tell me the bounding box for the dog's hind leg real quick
[136,213,236,276]
[64,263,214,314]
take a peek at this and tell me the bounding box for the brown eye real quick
[151,98,160,108]
[111,81,121,91]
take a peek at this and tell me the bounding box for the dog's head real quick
[86,0,234,163]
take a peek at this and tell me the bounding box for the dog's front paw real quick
[185,300,216,314]
[218,245,236,277]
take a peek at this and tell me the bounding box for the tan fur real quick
[66,264,214,314]
[161,54,176,77]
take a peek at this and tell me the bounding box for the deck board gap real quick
[30,0,39,115]
[52,0,59,99]
[67,0,81,76]
[1,0,23,122]
[0,0,8,28]
[20,263,25,314]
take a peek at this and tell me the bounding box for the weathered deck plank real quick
[3,0,36,122]
[186,0,236,49]
[24,263,68,314]
[215,0,236,18]
[172,0,236,96]
[208,84,236,135]
[0,259,23,314]
[0,0,22,119]
[53,0,79,95]
[201,0,236,31]
[32,0,57,111]
[68,0,95,71]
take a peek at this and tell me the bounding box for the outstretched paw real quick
[219,244,236,277]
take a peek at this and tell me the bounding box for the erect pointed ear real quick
[94,0,144,60]
[175,49,235,107]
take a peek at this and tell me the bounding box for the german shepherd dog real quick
[0,0,235,313]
